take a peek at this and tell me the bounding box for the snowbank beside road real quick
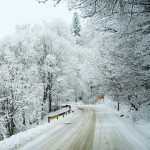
[0,107,77,150]
[103,96,150,123]
[98,100,150,150]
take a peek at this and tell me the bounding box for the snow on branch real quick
[37,0,48,4]
[37,0,62,6]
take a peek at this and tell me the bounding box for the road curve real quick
[41,107,96,150]
[20,105,148,150]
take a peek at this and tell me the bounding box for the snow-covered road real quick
[20,105,149,150]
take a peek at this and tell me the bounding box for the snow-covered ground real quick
[103,96,150,123]
[100,104,150,149]
[0,107,77,150]
[0,102,150,150]
[102,97,150,149]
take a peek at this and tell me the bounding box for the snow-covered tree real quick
[64,0,150,120]
[71,12,81,37]
[0,20,83,139]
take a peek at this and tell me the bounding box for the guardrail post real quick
[48,117,51,123]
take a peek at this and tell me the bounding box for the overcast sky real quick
[0,0,74,38]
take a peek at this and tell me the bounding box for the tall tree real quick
[71,12,81,37]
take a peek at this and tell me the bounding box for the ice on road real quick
[20,105,149,150]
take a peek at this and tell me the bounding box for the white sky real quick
[0,0,74,38]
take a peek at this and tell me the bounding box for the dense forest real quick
[0,0,149,140]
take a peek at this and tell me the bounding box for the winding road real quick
[20,105,148,150]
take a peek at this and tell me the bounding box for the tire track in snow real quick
[41,107,96,150]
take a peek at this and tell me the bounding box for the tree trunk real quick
[22,112,25,126]
[48,90,52,112]
[41,86,48,119]
[117,101,120,111]
[47,73,53,112]
[43,86,47,103]
[6,115,15,137]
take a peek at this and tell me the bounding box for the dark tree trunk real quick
[22,112,25,126]
[47,72,53,112]
[48,90,52,112]
[43,86,47,103]
[41,86,48,119]
[117,101,120,111]
[6,115,15,137]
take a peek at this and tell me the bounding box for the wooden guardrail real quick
[48,105,71,123]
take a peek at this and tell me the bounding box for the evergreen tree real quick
[72,12,81,37]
